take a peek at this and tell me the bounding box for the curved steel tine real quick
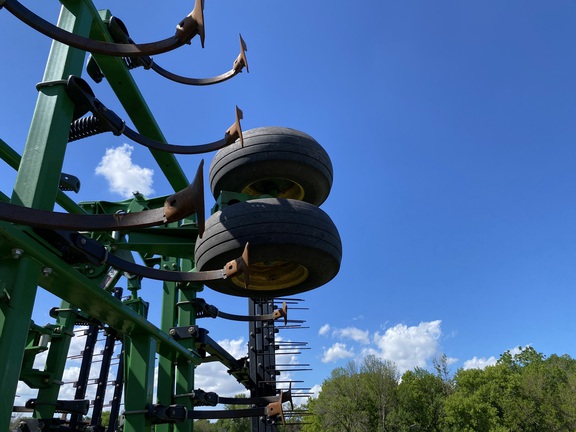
[148,34,248,86]
[122,105,242,154]
[73,234,249,284]
[65,76,243,154]
[0,161,204,232]
[1,0,204,56]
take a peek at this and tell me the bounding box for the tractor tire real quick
[194,198,342,297]
[209,127,333,206]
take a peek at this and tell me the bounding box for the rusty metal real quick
[0,0,205,56]
[85,18,247,87]
[0,161,204,232]
[149,34,249,85]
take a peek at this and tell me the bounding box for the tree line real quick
[302,347,576,432]
[12,346,576,431]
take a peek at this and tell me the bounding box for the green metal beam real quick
[0,2,92,428]
[123,334,155,431]
[0,138,85,214]
[0,220,201,364]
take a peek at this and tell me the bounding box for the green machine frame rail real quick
[0,1,342,431]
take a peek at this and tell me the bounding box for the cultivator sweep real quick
[0,1,341,431]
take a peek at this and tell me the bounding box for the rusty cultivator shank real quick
[0,1,341,431]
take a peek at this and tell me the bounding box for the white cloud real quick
[372,320,442,373]
[321,343,355,363]
[309,384,322,399]
[462,345,531,370]
[333,327,370,345]
[318,324,331,336]
[195,338,249,397]
[95,144,154,198]
[462,356,497,370]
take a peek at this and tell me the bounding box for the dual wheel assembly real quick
[195,126,342,297]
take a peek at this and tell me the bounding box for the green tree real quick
[305,358,398,432]
[392,367,450,431]
[443,346,576,432]
[212,393,251,432]
[360,355,399,431]
[100,410,110,427]
[194,418,215,432]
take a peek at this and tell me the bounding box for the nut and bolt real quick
[11,248,23,259]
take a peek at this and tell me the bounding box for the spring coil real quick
[68,116,110,142]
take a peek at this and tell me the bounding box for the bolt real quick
[11,248,23,259]
[42,267,52,277]
[80,238,86,245]
[169,329,177,336]
[188,326,197,335]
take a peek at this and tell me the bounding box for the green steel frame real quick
[0,1,216,431]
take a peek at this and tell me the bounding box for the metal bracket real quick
[1,0,204,56]
[25,398,89,415]
[58,173,80,193]
[142,389,290,424]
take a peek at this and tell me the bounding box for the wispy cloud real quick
[318,324,331,336]
[462,356,497,370]
[195,338,249,396]
[333,327,370,345]
[95,144,154,198]
[462,345,530,370]
[321,342,355,363]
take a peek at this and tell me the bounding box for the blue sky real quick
[3,0,576,404]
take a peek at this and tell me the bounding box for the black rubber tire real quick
[209,127,333,206]
[194,198,342,297]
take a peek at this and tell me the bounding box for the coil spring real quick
[68,116,109,142]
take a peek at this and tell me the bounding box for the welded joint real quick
[223,242,249,288]
[273,302,288,326]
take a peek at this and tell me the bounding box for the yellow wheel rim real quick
[232,260,309,291]
[242,179,305,201]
